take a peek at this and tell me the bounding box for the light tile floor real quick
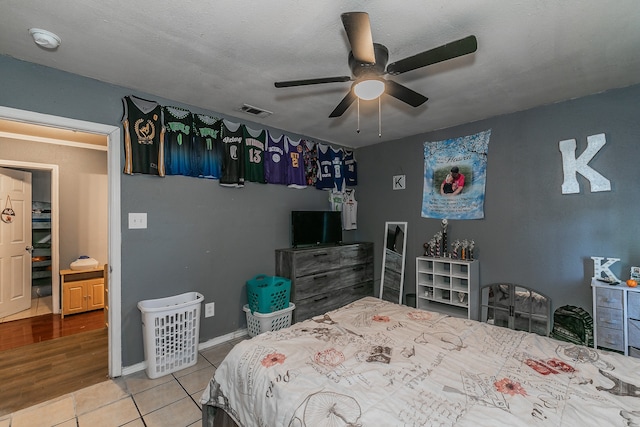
[0,339,242,427]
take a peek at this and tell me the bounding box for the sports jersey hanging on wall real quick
[193,114,222,179]
[303,140,318,187]
[219,120,245,187]
[343,149,358,186]
[243,127,267,183]
[421,129,491,220]
[285,136,307,189]
[163,106,194,176]
[122,95,165,176]
[264,132,287,185]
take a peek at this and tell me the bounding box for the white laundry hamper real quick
[138,292,204,379]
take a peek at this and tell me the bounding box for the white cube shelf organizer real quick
[415,256,479,320]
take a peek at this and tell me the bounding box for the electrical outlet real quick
[205,302,215,317]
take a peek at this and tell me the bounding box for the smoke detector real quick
[29,28,61,49]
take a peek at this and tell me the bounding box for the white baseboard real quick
[119,328,249,377]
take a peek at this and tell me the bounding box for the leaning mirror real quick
[379,221,408,304]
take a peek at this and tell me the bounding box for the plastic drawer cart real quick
[138,292,204,379]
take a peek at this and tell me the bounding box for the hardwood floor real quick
[0,311,108,416]
[0,309,105,351]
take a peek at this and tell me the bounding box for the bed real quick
[201,296,640,426]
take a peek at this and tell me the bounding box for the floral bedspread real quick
[201,296,640,426]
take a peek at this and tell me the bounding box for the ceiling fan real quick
[274,12,478,118]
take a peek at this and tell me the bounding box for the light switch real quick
[128,212,147,229]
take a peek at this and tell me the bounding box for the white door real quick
[0,167,32,317]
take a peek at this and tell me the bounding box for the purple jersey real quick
[264,132,287,185]
[285,137,307,189]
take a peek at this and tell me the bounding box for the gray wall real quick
[355,84,640,314]
[2,54,639,369]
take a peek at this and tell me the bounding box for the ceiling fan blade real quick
[275,76,352,88]
[341,12,376,64]
[329,90,357,118]
[386,35,478,75]
[384,80,428,107]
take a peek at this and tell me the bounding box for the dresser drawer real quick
[595,306,624,330]
[595,287,623,309]
[291,248,341,277]
[596,325,624,352]
[295,281,373,322]
[629,319,640,348]
[295,270,343,300]
[340,243,374,267]
[341,263,373,286]
[628,291,640,320]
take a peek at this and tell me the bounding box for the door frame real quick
[0,106,122,377]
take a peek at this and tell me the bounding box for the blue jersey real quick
[193,114,222,179]
[343,149,357,186]
[330,146,345,191]
[163,106,193,176]
[315,143,333,190]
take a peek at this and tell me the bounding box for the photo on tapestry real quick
[421,129,491,219]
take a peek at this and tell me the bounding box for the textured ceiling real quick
[1,1,639,148]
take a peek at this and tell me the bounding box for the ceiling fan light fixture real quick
[353,79,385,100]
[29,28,61,49]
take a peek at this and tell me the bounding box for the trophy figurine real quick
[452,240,461,259]
[434,231,443,257]
[461,239,469,260]
[441,219,449,257]
[469,240,475,260]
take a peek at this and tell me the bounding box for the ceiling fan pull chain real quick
[356,98,361,133]
[378,97,382,137]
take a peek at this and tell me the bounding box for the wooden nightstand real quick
[60,266,105,318]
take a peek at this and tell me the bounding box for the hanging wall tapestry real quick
[421,129,491,220]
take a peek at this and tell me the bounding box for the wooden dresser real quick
[276,242,374,322]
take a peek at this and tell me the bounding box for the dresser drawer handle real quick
[353,285,364,289]
[314,296,328,302]
[313,274,328,280]
[603,320,618,325]
[313,253,329,257]
[604,340,619,345]
[352,266,364,271]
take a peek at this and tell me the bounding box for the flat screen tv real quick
[291,211,342,247]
